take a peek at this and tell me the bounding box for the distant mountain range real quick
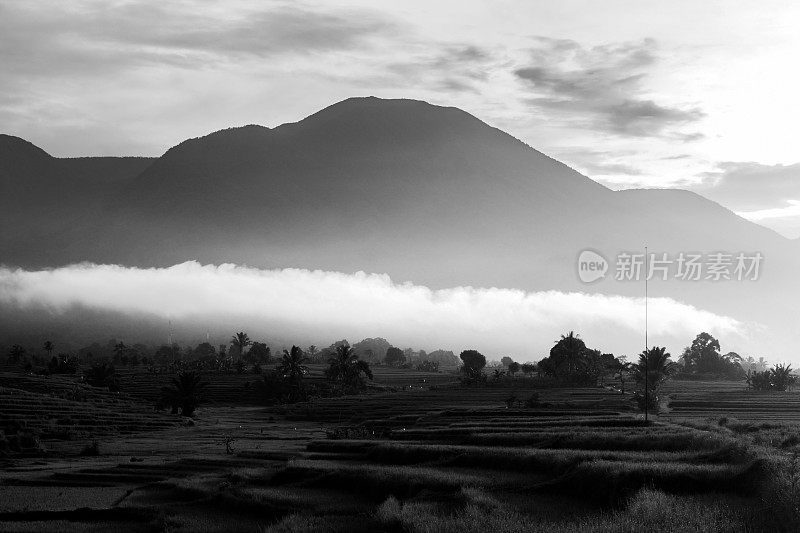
[1,97,797,356]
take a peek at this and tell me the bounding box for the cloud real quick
[695,161,800,211]
[691,161,800,238]
[0,262,754,360]
[737,200,800,221]
[0,2,395,78]
[386,45,497,94]
[514,37,704,138]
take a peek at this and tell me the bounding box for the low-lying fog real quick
[0,261,762,360]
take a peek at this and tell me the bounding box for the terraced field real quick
[135,391,780,532]
[0,387,177,442]
[0,373,179,451]
[663,380,800,422]
[3,373,798,531]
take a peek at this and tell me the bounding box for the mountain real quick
[1,97,797,354]
[0,133,154,263]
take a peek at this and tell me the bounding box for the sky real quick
[1,0,799,237]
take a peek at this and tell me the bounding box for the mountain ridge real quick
[2,96,797,359]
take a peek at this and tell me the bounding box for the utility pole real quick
[644,245,649,423]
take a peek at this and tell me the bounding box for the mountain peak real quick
[295,96,479,131]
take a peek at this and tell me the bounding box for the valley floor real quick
[2,376,800,532]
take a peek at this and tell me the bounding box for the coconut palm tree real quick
[632,346,678,412]
[161,371,209,416]
[633,346,678,387]
[325,344,373,394]
[230,332,251,357]
[278,346,309,402]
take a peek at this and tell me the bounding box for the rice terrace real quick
[3,333,800,532]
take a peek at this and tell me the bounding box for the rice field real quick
[662,379,800,422]
[3,372,800,531]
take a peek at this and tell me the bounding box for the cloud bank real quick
[514,37,703,139]
[0,262,755,360]
[692,161,800,238]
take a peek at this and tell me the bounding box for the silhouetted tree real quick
[325,344,373,394]
[679,333,743,379]
[307,345,318,360]
[770,364,796,391]
[230,332,251,357]
[520,362,536,376]
[161,371,209,416]
[384,347,405,367]
[459,349,487,384]
[278,345,309,402]
[84,361,120,392]
[247,342,271,364]
[632,346,679,412]
[550,331,587,376]
[750,364,797,391]
[507,361,521,375]
[193,342,217,358]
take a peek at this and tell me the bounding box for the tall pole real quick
[644,245,649,422]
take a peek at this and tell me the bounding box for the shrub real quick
[84,361,120,391]
[416,361,439,373]
[749,365,797,391]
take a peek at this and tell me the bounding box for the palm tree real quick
[43,341,54,359]
[278,346,309,402]
[553,331,587,377]
[632,346,678,412]
[161,371,209,416]
[230,332,251,357]
[84,361,120,392]
[633,347,678,386]
[325,344,373,394]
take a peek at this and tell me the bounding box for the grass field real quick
[3,372,800,531]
